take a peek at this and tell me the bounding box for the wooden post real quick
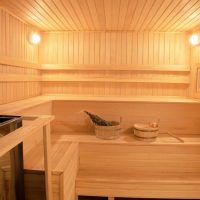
[43,124,53,200]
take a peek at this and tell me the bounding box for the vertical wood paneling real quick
[40,31,189,66]
[40,31,190,97]
[0,8,41,104]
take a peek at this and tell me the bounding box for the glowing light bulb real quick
[29,32,41,45]
[189,34,199,46]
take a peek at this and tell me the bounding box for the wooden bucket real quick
[133,123,159,142]
[94,121,121,140]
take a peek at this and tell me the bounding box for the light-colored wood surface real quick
[0,8,41,105]
[40,31,190,97]
[0,65,41,105]
[40,32,189,66]
[43,124,53,200]
[76,139,200,199]
[52,133,200,146]
[1,95,200,115]
[0,96,51,115]
[52,100,200,135]
[0,56,40,69]
[0,73,41,82]
[0,8,39,65]
[42,74,190,84]
[0,115,53,157]
[24,142,79,200]
[0,116,54,200]
[1,0,200,31]
[41,64,191,72]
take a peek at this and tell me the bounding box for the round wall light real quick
[189,34,200,46]
[29,32,41,45]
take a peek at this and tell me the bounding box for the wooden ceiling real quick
[1,0,200,32]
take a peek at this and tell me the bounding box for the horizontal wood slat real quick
[0,8,41,104]
[0,73,41,82]
[41,77,190,84]
[0,57,40,69]
[41,64,190,72]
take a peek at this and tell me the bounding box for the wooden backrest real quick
[52,101,200,135]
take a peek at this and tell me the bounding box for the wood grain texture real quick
[40,31,190,97]
[52,101,200,135]
[40,31,189,65]
[1,0,200,31]
[0,8,39,65]
[76,143,200,198]
[24,142,79,200]
[0,8,41,105]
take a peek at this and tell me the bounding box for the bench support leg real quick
[108,197,114,200]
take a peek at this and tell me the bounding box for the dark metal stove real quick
[0,115,24,200]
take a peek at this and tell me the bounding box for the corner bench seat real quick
[24,132,200,200]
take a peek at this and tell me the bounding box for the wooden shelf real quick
[0,57,40,69]
[0,73,41,82]
[42,77,190,84]
[52,132,200,146]
[1,95,200,115]
[41,64,190,72]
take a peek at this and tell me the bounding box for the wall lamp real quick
[29,32,41,45]
[189,33,200,46]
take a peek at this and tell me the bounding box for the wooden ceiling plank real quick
[123,0,138,30]
[50,0,78,30]
[87,0,100,30]
[94,0,106,30]
[18,0,57,30]
[177,12,200,31]
[69,0,90,30]
[42,0,74,30]
[78,0,95,30]
[135,0,156,31]
[130,0,146,30]
[118,0,130,30]
[2,0,49,30]
[163,0,199,31]
[60,0,84,30]
[2,0,200,32]
[104,0,112,30]
[168,0,200,31]
[139,0,163,31]
[31,0,65,30]
[145,0,174,30]
[151,0,182,31]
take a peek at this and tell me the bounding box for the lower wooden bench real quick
[76,170,200,199]
[24,141,79,200]
[75,142,200,200]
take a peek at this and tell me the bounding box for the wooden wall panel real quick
[40,32,189,65]
[0,8,41,104]
[52,101,200,135]
[0,8,39,65]
[40,31,190,97]
[0,65,41,104]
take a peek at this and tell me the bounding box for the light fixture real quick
[29,32,41,45]
[189,33,200,46]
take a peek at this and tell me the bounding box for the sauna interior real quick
[1,0,200,199]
